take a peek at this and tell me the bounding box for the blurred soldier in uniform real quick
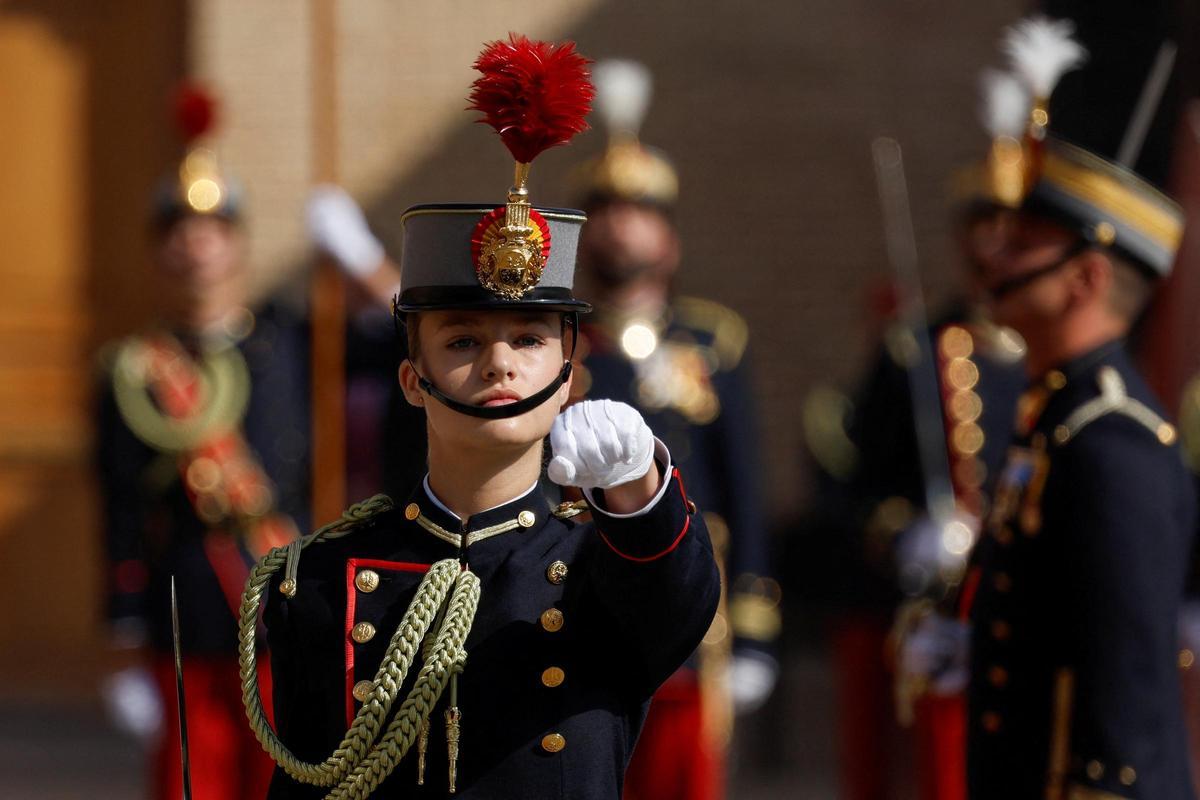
[95,85,308,800]
[569,61,780,800]
[237,36,720,800]
[962,16,1196,800]
[822,63,1032,800]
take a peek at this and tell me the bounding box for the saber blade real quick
[171,576,193,800]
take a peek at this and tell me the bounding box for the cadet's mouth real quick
[479,389,522,407]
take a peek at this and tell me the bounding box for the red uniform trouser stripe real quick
[153,654,275,800]
[623,673,724,800]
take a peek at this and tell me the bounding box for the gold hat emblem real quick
[471,166,552,299]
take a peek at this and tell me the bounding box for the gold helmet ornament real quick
[466,35,594,300]
[573,59,679,208]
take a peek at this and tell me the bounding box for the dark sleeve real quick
[95,377,152,644]
[1048,420,1196,798]
[709,348,779,660]
[586,464,721,693]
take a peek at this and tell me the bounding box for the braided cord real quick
[238,496,480,797]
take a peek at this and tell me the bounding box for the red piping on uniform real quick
[344,559,431,727]
[598,469,692,563]
[957,567,982,621]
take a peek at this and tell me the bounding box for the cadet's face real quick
[579,202,678,286]
[984,215,1080,335]
[400,310,571,451]
[156,215,243,291]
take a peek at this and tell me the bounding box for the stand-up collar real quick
[399,477,553,560]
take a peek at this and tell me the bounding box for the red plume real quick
[173,81,217,143]
[468,34,593,164]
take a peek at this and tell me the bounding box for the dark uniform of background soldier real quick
[801,60,1030,800]
[95,85,309,800]
[237,37,721,800]
[568,59,780,800]
[962,14,1197,800]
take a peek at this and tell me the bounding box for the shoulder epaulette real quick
[1050,367,1177,448]
[278,495,395,598]
[672,296,749,370]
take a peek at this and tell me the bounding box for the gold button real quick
[993,573,1012,592]
[991,620,1011,641]
[981,712,1001,733]
[279,578,297,598]
[1158,423,1177,446]
[1045,370,1067,390]
[685,499,698,515]
[1053,424,1071,445]
[540,733,566,753]
[405,503,420,521]
[1180,649,1195,670]
[939,326,973,359]
[352,680,373,702]
[546,561,568,585]
[355,569,380,593]
[540,608,564,632]
[518,510,536,528]
[351,621,376,643]
[1086,760,1104,780]
[1119,766,1136,786]
[1094,221,1116,246]
[541,667,566,688]
[988,666,1008,687]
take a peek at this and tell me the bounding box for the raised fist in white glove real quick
[306,185,385,277]
[548,400,655,490]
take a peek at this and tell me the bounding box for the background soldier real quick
[95,85,309,800]
[964,16,1196,800]
[569,60,780,800]
[812,63,1031,800]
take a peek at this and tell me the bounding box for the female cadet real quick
[236,36,721,799]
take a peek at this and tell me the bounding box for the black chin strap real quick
[410,312,580,420]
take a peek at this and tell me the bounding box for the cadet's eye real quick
[515,334,545,348]
[447,336,476,350]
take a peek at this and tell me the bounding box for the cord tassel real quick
[446,670,463,793]
[445,706,462,793]
[416,716,430,785]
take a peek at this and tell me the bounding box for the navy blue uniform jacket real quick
[263,464,720,799]
[968,341,1197,800]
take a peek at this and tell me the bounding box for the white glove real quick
[900,612,970,696]
[101,665,163,744]
[548,400,655,490]
[727,652,778,714]
[306,185,385,277]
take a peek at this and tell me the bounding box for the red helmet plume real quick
[468,34,593,164]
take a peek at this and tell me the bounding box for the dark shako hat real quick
[394,35,594,314]
[983,15,1183,277]
[395,35,595,420]
[151,82,244,229]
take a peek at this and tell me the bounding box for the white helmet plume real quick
[592,59,653,139]
[1002,15,1087,99]
[979,68,1031,139]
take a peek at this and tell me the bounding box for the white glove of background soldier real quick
[306,185,385,277]
[548,400,656,490]
[901,612,970,696]
[101,665,163,744]
[727,652,779,714]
